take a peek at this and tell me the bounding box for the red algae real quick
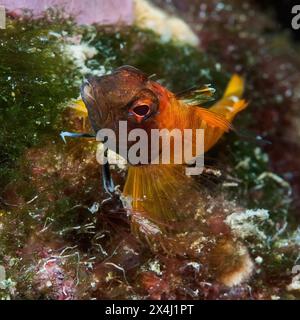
[1,2,300,300]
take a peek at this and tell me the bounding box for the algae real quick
[0,1,300,299]
[0,16,81,188]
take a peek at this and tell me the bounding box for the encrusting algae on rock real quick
[1,2,300,300]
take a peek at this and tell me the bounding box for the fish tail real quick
[223,74,245,98]
[174,74,247,153]
[209,74,248,122]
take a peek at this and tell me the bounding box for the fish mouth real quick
[80,78,108,132]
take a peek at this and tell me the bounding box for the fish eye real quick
[132,104,150,117]
[127,89,159,123]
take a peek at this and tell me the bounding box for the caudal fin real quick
[223,74,245,98]
[179,74,247,153]
[209,74,248,122]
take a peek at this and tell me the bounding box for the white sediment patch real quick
[0,265,6,289]
[274,227,300,248]
[255,256,263,264]
[134,0,199,46]
[225,209,270,241]
[64,42,102,76]
[48,31,101,76]
[148,260,162,275]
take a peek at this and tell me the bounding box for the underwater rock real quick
[1,1,300,300]
[209,240,254,287]
[0,266,6,289]
[3,0,133,25]
[134,0,199,45]
[34,256,77,300]
[287,274,300,292]
[225,209,270,241]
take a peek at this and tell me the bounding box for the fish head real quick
[81,65,161,133]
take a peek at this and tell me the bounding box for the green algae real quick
[81,25,229,95]
[0,17,230,191]
[0,16,231,299]
[228,140,291,223]
[0,8,299,299]
[0,17,81,188]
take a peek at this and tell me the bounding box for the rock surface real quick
[1,0,133,25]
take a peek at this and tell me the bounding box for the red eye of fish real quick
[132,104,150,117]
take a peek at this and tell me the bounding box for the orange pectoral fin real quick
[195,107,233,132]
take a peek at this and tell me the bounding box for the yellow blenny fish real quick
[66,65,247,232]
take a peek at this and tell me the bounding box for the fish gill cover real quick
[0,0,299,300]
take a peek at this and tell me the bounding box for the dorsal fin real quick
[176,84,216,106]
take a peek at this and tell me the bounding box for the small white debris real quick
[185,262,201,272]
[235,157,251,170]
[254,147,269,162]
[123,245,139,256]
[88,202,100,214]
[275,227,300,248]
[0,265,6,289]
[216,3,225,11]
[257,172,291,191]
[255,256,263,264]
[148,260,162,276]
[225,209,269,240]
[222,182,239,188]
[287,274,300,291]
[204,168,222,177]
[215,63,221,71]
[64,43,100,75]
